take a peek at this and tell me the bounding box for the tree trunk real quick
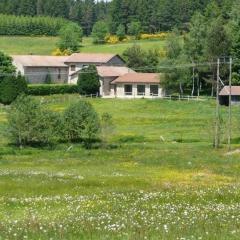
[191,66,195,96]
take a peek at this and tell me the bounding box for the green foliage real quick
[27,84,79,96]
[204,16,231,60]
[91,21,109,44]
[0,52,16,76]
[116,24,126,41]
[0,14,69,36]
[7,95,61,147]
[123,45,160,72]
[127,21,142,39]
[0,52,27,105]
[77,65,100,95]
[58,23,83,51]
[62,100,100,146]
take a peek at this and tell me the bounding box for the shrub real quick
[44,73,52,84]
[62,101,100,147]
[140,32,168,40]
[105,34,119,44]
[77,65,100,95]
[52,48,72,56]
[7,95,61,147]
[27,84,79,96]
[0,74,27,105]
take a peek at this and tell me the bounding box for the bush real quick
[62,101,100,147]
[140,32,168,40]
[0,74,27,105]
[27,84,79,96]
[77,65,100,95]
[105,34,119,44]
[52,48,72,56]
[7,95,61,147]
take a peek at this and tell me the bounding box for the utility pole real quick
[228,57,232,151]
[214,58,220,148]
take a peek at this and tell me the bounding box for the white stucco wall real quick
[109,83,164,99]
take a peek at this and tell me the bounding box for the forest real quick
[0,0,217,35]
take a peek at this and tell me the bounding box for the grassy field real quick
[0,36,166,55]
[0,96,240,239]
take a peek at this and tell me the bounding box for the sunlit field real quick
[0,96,240,239]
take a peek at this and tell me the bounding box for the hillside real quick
[0,96,240,239]
[0,36,166,55]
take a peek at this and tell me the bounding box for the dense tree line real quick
[0,0,215,35]
[162,0,240,95]
[0,14,69,36]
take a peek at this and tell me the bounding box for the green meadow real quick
[0,36,166,55]
[0,96,240,239]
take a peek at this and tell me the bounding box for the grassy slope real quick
[0,97,240,239]
[0,36,166,55]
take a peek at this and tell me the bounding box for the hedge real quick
[28,84,79,96]
[0,14,69,36]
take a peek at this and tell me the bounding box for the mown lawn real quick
[0,36,166,55]
[0,97,240,239]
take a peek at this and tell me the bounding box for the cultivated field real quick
[0,96,240,239]
[0,36,166,55]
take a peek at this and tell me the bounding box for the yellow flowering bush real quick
[52,48,72,56]
[105,34,119,44]
[140,32,168,40]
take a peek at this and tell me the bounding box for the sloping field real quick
[0,36,166,55]
[0,97,240,239]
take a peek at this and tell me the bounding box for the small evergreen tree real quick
[44,72,52,84]
[77,65,100,95]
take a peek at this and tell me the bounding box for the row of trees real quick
[0,0,213,35]
[0,14,68,36]
[7,95,102,148]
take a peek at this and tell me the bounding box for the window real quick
[137,85,145,96]
[124,85,132,95]
[70,65,76,71]
[150,85,159,96]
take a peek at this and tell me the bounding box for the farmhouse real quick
[12,53,125,84]
[111,73,164,98]
[219,86,240,105]
[12,53,163,98]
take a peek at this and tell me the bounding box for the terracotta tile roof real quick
[12,55,68,67]
[65,53,118,63]
[97,66,135,77]
[219,86,240,96]
[111,73,161,84]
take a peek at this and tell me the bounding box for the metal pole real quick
[215,58,220,148]
[228,57,232,151]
